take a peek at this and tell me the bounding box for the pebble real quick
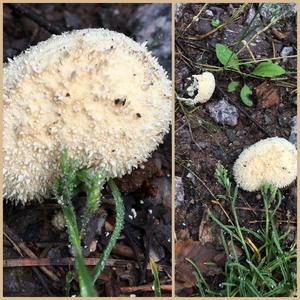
[204,9,214,17]
[289,116,297,146]
[281,47,294,62]
[175,176,185,208]
[206,99,239,126]
[245,7,260,26]
[186,172,196,185]
[225,129,236,143]
[129,4,171,75]
[260,4,296,22]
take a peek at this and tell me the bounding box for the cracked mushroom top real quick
[4,28,172,204]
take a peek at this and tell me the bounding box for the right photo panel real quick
[175,3,297,297]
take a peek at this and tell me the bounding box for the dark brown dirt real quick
[175,3,297,296]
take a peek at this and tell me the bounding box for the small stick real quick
[4,257,135,268]
[120,283,172,294]
[236,11,286,56]
[4,257,167,272]
[183,4,208,32]
[4,224,60,282]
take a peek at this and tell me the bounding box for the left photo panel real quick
[3,3,172,297]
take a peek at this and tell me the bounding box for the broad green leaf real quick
[215,43,240,70]
[211,19,221,28]
[240,84,253,107]
[251,60,285,77]
[227,81,240,92]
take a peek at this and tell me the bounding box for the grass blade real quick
[150,257,161,297]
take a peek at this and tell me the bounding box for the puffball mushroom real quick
[179,72,215,105]
[4,28,172,204]
[233,137,297,192]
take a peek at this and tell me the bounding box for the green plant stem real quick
[63,205,97,297]
[238,55,297,65]
[92,179,124,283]
[150,257,162,297]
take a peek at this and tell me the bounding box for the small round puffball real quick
[193,72,215,103]
[233,137,297,192]
[179,72,215,106]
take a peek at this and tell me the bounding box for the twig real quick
[4,257,134,268]
[236,11,286,56]
[180,164,218,200]
[4,223,60,282]
[3,257,167,271]
[238,54,297,65]
[183,4,208,32]
[120,283,172,294]
[187,4,248,41]
[10,4,63,35]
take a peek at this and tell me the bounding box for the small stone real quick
[186,172,196,185]
[206,99,239,126]
[198,141,209,149]
[245,7,260,26]
[260,4,296,22]
[281,47,294,62]
[225,129,236,143]
[175,176,185,208]
[204,9,214,17]
[289,116,297,146]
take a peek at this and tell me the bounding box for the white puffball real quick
[178,72,215,106]
[233,137,297,192]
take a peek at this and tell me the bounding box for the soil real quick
[3,3,172,297]
[175,3,297,296]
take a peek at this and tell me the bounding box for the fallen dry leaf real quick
[175,240,224,291]
[256,81,279,108]
[271,27,287,40]
[198,207,216,245]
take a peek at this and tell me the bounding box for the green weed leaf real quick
[227,81,240,92]
[216,43,240,70]
[240,84,253,107]
[211,19,221,28]
[251,60,285,77]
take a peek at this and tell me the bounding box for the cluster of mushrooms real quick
[179,71,297,192]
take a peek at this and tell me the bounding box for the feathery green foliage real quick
[188,163,296,297]
[54,148,125,297]
[92,179,124,283]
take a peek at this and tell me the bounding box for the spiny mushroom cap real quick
[4,28,172,204]
[233,137,297,192]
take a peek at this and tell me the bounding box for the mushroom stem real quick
[92,179,124,283]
